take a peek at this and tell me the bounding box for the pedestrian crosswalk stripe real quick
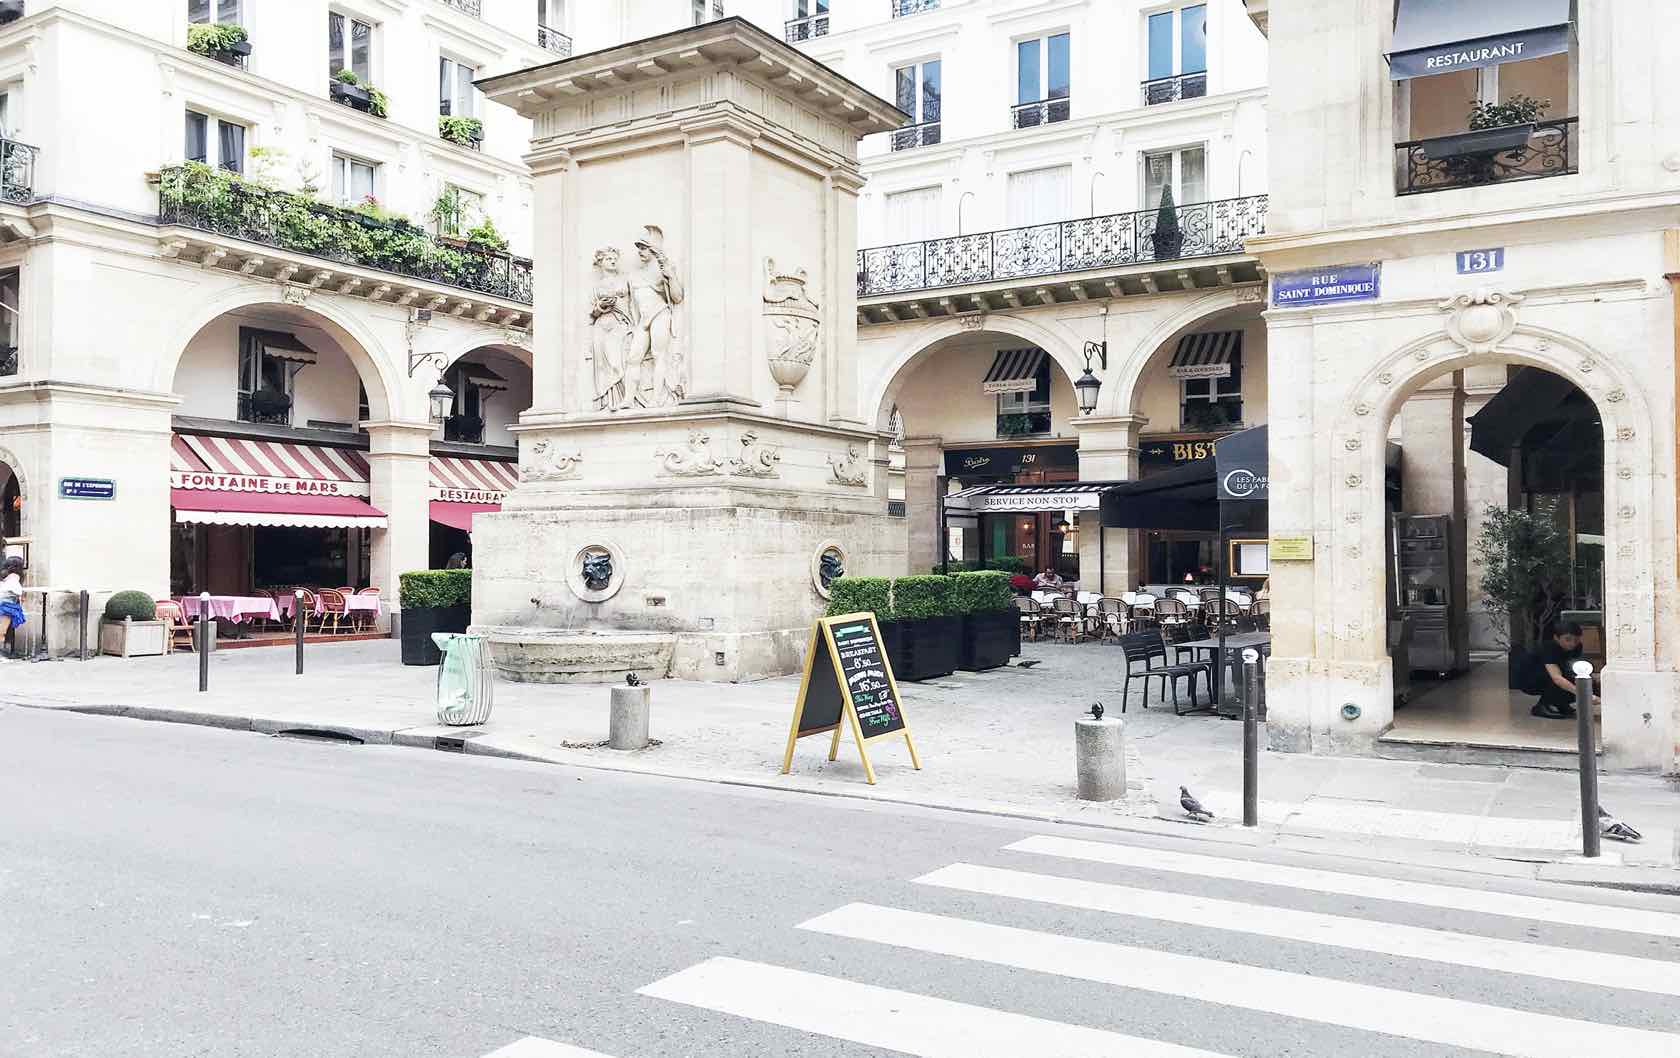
[1008,834,1680,938]
[916,862,1680,997]
[638,956,1234,1058]
[798,903,1680,1058]
[480,1039,619,1058]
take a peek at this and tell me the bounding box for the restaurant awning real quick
[1168,331,1241,380]
[429,455,518,531]
[946,483,1110,513]
[172,488,388,528]
[428,500,499,532]
[980,347,1045,394]
[170,432,385,527]
[1387,0,1573,80]
[1100,461,1221,532]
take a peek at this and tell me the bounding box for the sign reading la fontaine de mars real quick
[1271,264,1382,308]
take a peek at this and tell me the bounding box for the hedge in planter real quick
[104,591,157,623]
[890,574,960,681]
[399,569,471,666]
[824,576,891,620]
[952,571,1019,670]
[101,591,165,658]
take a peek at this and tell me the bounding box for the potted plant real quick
[246,386,292,424]
[438,115,485,149]
[1473,505,1570,689]
[399,569,472,665]
[330,70,389,118]
[99,591,165,658]
[1423,94,1550,162]
[464,216,508,252]
[889,574,960,681]
[953,570,1018,670]
[186,23,252,67]
[1150,183,1184,260]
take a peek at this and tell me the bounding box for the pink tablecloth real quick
[181,595,281,624]
[276,595,383,618]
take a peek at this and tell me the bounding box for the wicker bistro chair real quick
[351,586,381,630]
[1118,631,1212,715]
[1252,598,1271,630]
[154,599,197,653]
[315,588,350,635]
[293,588,320,632]
[1049,595,1084,642]
[1153,597,1193,641]
[1095,597,1127,642]
[1122,592,1158,630]
[1013,596,1044,642]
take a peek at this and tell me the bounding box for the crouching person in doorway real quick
[1526,621,1597,720]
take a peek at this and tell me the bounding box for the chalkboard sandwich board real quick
[781,612,921,785]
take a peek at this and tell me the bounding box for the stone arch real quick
[1328,323,1656,670]
[156,288,405,421]
[0,441,29,540]
[865,312,1087,432]
[1102,287,1266,418]
[438,333,534,371]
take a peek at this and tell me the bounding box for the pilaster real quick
[364,421,434,621]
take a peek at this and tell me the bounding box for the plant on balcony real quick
[1467,94,1551,132]
[438,115,484,148]
[464,216,508,252]
[1151,183,1184,259]
[996,413,1042,437]
[186,23,251,65]
[331,69,389,118]
[429,185,466,238]
[1424,94,1551,166]
[444,413,484,443]
[248,386,293,422]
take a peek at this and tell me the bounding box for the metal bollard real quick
[78,590,90,661]
[31,590,50,661]
[1242,649,1260,828]
[197,591,211,693]
[294,589,306,675]
[1574,660,1600,859]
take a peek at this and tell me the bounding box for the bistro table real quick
[1172,631,1271,715]
[276,593,383,620]
[180,594,282,624]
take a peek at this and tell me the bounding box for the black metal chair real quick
[1119,631,1212,715]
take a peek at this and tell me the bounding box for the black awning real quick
[1467,367,1580,466]
[1215,425,1268,502]
[1388,0,1573,81]
[1168,331,1241,380]
[1100,461,1220,532]
[980,347,1045,394]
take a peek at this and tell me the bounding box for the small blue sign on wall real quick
[1455,248,1504,275]
[1271,264,1382,308]
[59,477,116,500]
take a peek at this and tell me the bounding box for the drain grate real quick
[273,728,365,745]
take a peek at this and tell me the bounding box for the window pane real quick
[188,0,211,23]
[1147,11,1173,80]
[1048,33,1070,99]
[440,57,451,112]
[1497,52,1567,115]
[884,186,942,241]
[351,20,371,81]
[922,60,941,122]
[1407,68,1478,138]
[220,0,242,24]
[896,66,916,119]
[1180,146,1206,203]
[184,110,208,163]
[354,161,375,201]
[458,65,475,117]
[218,121,245,174]
[1143,151,1171,209]
[1006,165,1070,227]
[332,155,347,202]
[1183,378,1210,397]
[1017,39,1040,105]
[1181,4,1208,74]
[328,12,344,73]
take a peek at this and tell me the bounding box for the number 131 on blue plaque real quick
[1456,248,1504,274]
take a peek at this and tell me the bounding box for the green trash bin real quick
[432,632,495,725]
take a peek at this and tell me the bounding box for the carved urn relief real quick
[762,258,821,394]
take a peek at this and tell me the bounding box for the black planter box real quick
[331,80,373,112]
[1151,231,1184,259]
[883,615,960,682]
[1422,123,1535,161]
[959,610,1018,671]
[400,604,470,666]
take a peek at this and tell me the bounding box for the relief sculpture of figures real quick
[628,225,686,408]
[589,247,635,411]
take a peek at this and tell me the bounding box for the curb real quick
[12,696,1680,894]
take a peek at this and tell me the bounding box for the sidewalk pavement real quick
[6,638,1678,888]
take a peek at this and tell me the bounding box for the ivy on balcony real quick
[157,162,533,304]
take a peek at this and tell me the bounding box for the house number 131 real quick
[1456,248,1504,274]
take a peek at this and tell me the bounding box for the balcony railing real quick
[1142,71,1207,106]
[443,414,485,444]
[785,14,829,42]
[158,163,534,304]
[1,138,36,203]
[439,0,482,17]
[237,391,293,427]
[1011,97,1070,129]
[892,0,940,16]
[1395,118,1577,196]
[890,120,941,152]
[537,24,573,56]
[856,194,1269,297]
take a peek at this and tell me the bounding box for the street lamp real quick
[1075,338,1106,415]
[427,380,454,424]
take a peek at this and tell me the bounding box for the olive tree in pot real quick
[99,591,165,658]
[399,569,471,666]
[953,570,1018,671]
[890,575,960,681]
[1473,505,1571,689]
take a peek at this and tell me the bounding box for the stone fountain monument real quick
[475,19,908,683]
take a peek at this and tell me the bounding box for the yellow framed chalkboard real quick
[780,613,921,785]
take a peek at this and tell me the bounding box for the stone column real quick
[365,421,434,630]
[1073,414,1147,595]
[1399,372,1468,668]
[902,436,944,575]
[1462,364,1511,651]
[682,114,760,409]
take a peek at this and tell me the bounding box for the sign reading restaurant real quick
[1271,263,1381,308]
[170,471,370,497]
[432,486,508,504]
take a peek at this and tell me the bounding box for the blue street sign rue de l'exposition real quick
[59,477,116,500]
[1271,264,1382,308]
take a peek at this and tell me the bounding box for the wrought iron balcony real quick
[890,120,941,152]
[1142,71,1208,106]
[443,414,485,444]
[439,0,482,17]
[785,14,829,42]
[892,0,940,16]
[157,163,534,305]
[537,24,573,56]
[856,194,1269,297]
[238,391,294,427]
[1,138,36,203]
[1011,96,1071,129]
[1395,118,1577,196]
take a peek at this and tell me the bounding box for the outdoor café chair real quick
[1095,597,1126,641]
[1050,596,1083,642]
[1119,630,1212,715]
[154,599,197,653]
[316,588,350,634]
[1013,595,1043,642]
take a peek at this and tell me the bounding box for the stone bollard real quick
[1075,716,1126,801]
[609,684,651,750]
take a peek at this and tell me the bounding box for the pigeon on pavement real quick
[1598,805,1643,843]
[1180,786,1214,823]
[1016,659,1041,668]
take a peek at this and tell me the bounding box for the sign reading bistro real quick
[170,471,369,497]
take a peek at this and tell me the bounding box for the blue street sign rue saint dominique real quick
[1271,264,1382,307]
[59,477,117,500]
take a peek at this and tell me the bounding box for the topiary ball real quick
[103,590,157,623]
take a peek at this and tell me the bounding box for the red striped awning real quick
[170,433,371,497]
[172,489,388,529]
[430,455,519,504]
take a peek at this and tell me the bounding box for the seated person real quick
[1033,568,1064,589]
[1524,621,1599,720]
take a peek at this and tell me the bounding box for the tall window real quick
[996,355,1052,438]
[328,11,373,82]
[1145,4,1207,103]
[439,56,477,117]
[883,186,943,242]
[0,91,11,138]
[538,0,566,27]
[332,152,376,205]
[891,59,941,150]
[1181,345,1242,431]
[437,184,485,237]
[1006,165,1070,227]
[1142,145,1205,209]
[185,110,246,174]
[0,268,18,375]
[237,330,296,426]
[1014,32,1070,127]
[189,0,242,23]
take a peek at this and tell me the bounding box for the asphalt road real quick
[3,707,1678,1058]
